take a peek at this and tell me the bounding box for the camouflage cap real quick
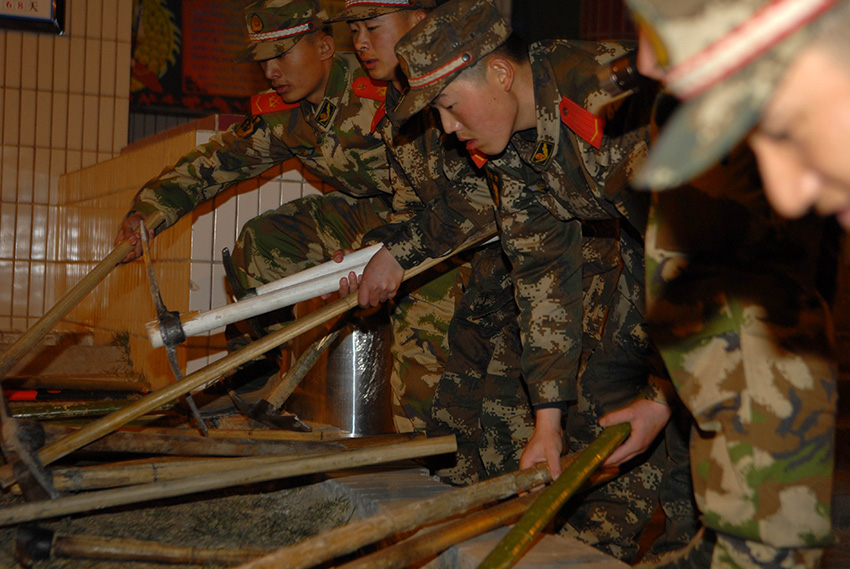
[392,0,510,121]
[327,0,436,24]
[238,0,329,62]
[628,0,841,190]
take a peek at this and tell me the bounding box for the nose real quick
[352,29,368,52]
[751,139,820,219]
[261,60,280,81]
[437,108,460,135]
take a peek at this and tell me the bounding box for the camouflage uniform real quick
[641,96,836,569]
[395,3,698,555]
[619,0,840,565]
[365,82,534,484]
[129,51,453,431]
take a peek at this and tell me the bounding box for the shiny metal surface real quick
[285,308,394,436]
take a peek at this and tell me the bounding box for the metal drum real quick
[285,307,395,436]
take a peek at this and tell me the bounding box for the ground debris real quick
[0,477,355,568]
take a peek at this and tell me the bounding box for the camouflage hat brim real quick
[634,24,814,190]
[391,56,472,122]
[327,0,435,23]
[236,35,303,62]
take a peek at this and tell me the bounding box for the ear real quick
[318,33,335,61]
[488,57,515,93]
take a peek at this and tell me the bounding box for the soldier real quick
[330,0,535,485]
[113,0,453,433]
[619,1,843,568]
[392,0,698,561]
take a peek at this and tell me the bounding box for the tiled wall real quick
[0,0,133,333]
[57,116,329,388]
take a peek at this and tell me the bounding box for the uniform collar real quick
[308,54,349,131]
[523,46,561,170]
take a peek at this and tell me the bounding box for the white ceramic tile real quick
[12,260,29,318]
[30,204,48,260]
[282,179,304,204]
[16,146,34,203]
[33,148,50,205]
[52,38,70,93]
[19,35,38,90]
[188,260,213,313]
[209,262,229,331]
[3,89,20,147]
[191,206,215,262]
[212,195,238,259]
[37,35,54,91]
[0,260,12,318]
[27,261,45,317]
[258,180,283,214]
[68,37,86,94]
[1,146,18,203]
[14,203,32,260]
[4,32,22,89]
[235,189,260,239]
[0,202,15,259]
[35,90,53,149]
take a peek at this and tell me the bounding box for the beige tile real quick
[101,0,118,40]
[98,97,114,153]
[16,146,34,203]
[113,98,129,152]
[115,40,131,99]
[66,149,82,175]
[33,148,50,205]
[37,35,54,91]
[68,37,86,93]
[3,88,19,146]
[81,151,98,169]
[0,202,15,259]
[19,34,38,90]
[12,260,30,318]
[1,146,18,203]
[53,38,70,93]
[0,261,12,322]
[84,38,102,95]
[28,261,45,318]
[35,90,52,149]
[70,0,88,37]
[31,204,48,261]
[18,89,36,147]
[87,0,103,39]
[0,89,4,148]
[99,41,116,96]
[14,203,32,260]
[4,32,22,89]
[49,150,65,205]
[50,92,68,150]
[66,93,84,150]
[82,94,99,152]
[116,0,133,42]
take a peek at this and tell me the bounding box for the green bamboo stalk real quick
[475,423,631,569]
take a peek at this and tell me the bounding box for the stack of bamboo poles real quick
[0,224,629,568]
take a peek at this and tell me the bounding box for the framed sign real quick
[0,0,65,35]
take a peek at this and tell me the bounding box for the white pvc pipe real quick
[147,244,383,349]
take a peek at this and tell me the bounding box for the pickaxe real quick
[0,228,497,489]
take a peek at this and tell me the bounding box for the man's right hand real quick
[114,212,150,263]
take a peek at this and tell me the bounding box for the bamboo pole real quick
[15,455,329,493]
[15,526,268,566]
[476,423,631,569]
[234,455,560,569]
[0,435,456,526]
[0,229,494,489]
[0,211,166,379]
[337,493,537,569]
[41,424,342,457]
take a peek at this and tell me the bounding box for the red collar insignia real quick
[251,92,299,115]
[559,97,604,149]
[353,76,388,102]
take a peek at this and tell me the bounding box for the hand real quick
[520,407,564,479]
[324,249,358,300]
[598,399,671,466]
[114,212,150,263]
[346,246,404,308]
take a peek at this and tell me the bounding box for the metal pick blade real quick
[139,220,208,436]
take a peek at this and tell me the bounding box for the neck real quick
[512,62,536,132]
[307,58,334,106]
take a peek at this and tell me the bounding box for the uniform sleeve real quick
[363,142,498,269]
[130,113,295,233]
[499,187,583,406]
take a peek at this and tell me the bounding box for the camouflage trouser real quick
[644,268,836,569]
[230,190,464,431]
[428,244,535,485]
[557,275,698,563]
